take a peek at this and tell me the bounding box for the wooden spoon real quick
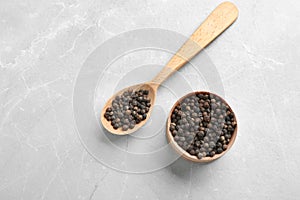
[101,2,239,135]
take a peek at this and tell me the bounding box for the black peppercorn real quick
[169,92,237,160]
[104,89,151,130]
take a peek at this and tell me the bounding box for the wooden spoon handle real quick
[151,2,238,86]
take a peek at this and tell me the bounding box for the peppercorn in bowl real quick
[166,91,237,163]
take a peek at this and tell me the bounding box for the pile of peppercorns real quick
[169,92,237,159]
[104,89,151,131]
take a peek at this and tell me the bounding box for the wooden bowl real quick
[166,91,238,163]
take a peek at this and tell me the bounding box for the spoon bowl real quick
[101,83,157,135]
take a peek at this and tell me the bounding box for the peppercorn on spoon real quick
[101,2,239,135]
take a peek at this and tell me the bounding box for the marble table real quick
[1,0,299,199]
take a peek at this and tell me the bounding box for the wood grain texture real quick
[151,2,238,86]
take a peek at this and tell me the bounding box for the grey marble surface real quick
[1,0,300,199]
